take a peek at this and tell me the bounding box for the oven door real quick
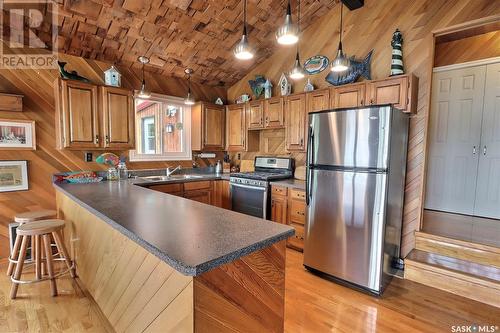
[230,182,268,219]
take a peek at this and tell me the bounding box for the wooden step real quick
[404,249,500,308]
[415,231,500,268]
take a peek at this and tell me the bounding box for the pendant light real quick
[289,0,305,80]
[276,0,299,45]
[137,56,151,99]
[331,3,349,72]
[234,0,254,60]
[184,68,195,105]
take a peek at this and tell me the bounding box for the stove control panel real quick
[230,177,267,188]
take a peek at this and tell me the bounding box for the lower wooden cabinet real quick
[213,180,231,209]
[145,179,232,209]
[184,189,212,205]
[271,186,288,225]
[271,185,306,251]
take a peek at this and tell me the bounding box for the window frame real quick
[130,93,192,162]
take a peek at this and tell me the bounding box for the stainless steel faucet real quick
[166,165,182,177]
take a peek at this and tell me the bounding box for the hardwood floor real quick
[1,251,499,333]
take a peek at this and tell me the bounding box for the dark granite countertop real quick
[54,180,293,276]
[270,179,306,190]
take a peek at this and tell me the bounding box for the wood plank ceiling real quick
[12,0,338,86]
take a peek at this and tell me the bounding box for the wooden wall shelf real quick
[0,93,23,112]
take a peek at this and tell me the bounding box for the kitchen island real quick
[54,180,294,333]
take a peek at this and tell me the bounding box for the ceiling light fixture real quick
[234,0,254,60]
[184,68,195,105]
[137,56,152,99]
[331,3,349,72]
[289,0,305,80]
[276,0,299,45]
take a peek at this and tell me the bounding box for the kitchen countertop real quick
[54,180,294,276]
[270,178,306,190]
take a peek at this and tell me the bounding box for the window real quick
[130,94,191,161]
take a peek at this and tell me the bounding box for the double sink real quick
[139,174,207,182]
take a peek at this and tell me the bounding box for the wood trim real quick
[433,15,500,37]
[415,232,500,268]
[0,93,23,112]
[433,56,500,72]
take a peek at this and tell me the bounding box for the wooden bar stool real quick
[7,209,57,277]
[10,219,75,299]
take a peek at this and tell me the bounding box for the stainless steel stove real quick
[230,157,294,219]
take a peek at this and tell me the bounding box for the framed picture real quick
[0,119,36,150]
[0,160,28,192]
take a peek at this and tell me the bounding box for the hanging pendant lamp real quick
[276,0,299,45]
[289,0,305,80]
[137,56,151,99]
[331,3,349,72]
[184,68,195,105]
[234,0,254,60]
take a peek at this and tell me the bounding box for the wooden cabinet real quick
[226,103,246,151]
[271,186,288,225]
[270,185,306,251]
[213,180,231,209]
[331,82,366,109]
[264,97,284,128]
[55,78,100,149]
[184,189,212,205]
[307,88,330,113]
[248,100,264,129]
[285,93,307,151]
[366,74,418,112]
[147,183,183,196]
[192,102,225,151]
[54,78,135,150]
[101,86,134,149]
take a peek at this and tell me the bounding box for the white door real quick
[425,66,486,215]
[474,63,500,219]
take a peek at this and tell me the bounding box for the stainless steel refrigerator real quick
[304,105,409,295]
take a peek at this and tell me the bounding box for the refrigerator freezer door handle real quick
[306,125,314,206]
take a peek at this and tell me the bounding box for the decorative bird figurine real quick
[58,61,90,82]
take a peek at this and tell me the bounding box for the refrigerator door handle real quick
[306,125,314,206]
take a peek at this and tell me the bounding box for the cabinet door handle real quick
[483,145,487,156]
[105,135,110,144]
[473,146,477,155]
[95,135,99,144]
[360,99,364,106]
[300,138,304,146]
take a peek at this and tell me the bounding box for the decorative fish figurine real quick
[325,50,373,86]
[248,75,267,99]
[58,61,90,82]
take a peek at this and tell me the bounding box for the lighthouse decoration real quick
[390,29,404,76]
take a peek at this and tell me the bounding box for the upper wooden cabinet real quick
[101,86,134,149]
[55,78,100,149]
[331,82,366,109]
[285,93,307,151]
[192,102,225,151]
[248,100,264,129]
[366,74,418,112]
[307,88,330,113]
[264,96,284,128]
[54,78,135,150]
[226,103,246,151]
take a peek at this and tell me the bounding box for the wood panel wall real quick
[0,49,226,258]
[434,30,500,67]
[227,0,500,257]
